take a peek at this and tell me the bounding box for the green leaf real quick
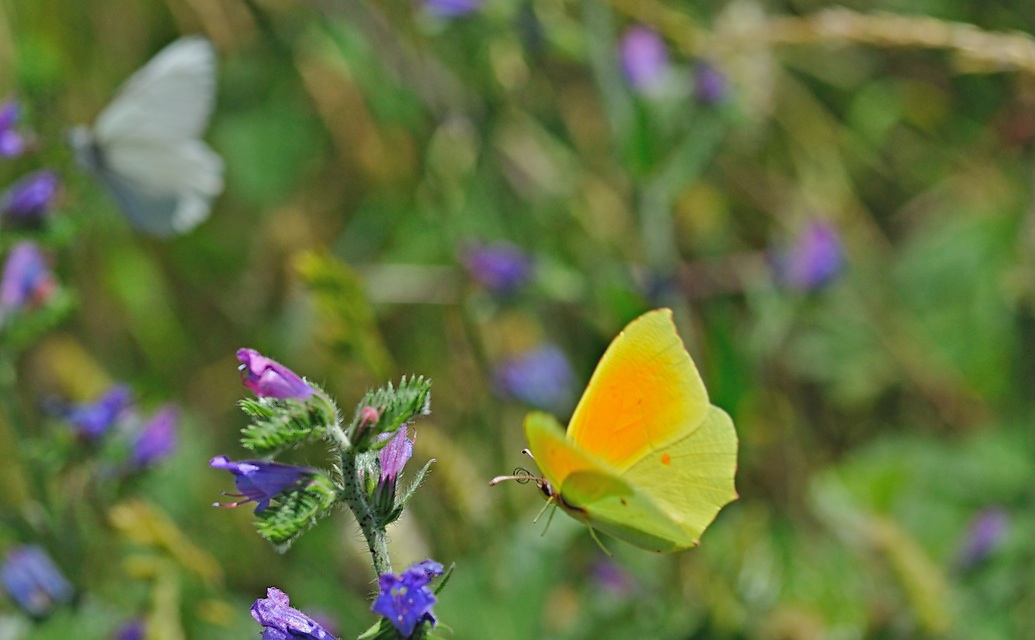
[255,473,339,552]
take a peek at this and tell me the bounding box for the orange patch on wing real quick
[660,453,671,465]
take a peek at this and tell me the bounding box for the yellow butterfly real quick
[493,309,738,552]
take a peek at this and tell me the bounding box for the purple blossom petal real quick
[0,241,57,314]
[494,344,575,411]
[462,242,533,294]
[129,405,178,468]
[423,0,481,17]
[1,170,60,223]
[619,26,669,93]
[0,545,74,617]
[379,426,414,484]
[210,456,314,513]
[371,560,443,637]
[251,587,336,639]
[771,220,844,291]
[236,348,314,399]
[64,385,133,439]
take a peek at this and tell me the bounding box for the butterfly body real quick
[70,36,223,237]
[520,309,738,552]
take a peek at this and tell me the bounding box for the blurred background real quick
[2,0,1035,638]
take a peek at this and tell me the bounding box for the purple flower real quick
[462,242,533,294]
[423,0,481,17]
[129,405,178,468]
[619,26,669,93]
[771,220,844,291]
[0,99,28,158]
[371,560,444,637]
[0,241,57,315]
[236,348,314,400]
[957,507,1010,568]
[251,587,337,640]
[494,344,575,411]
[112,619,145,640]
[693,61,727,105]
[62,385,132,439]
[0,545,74,617]
[210,456,315,513]
[1,170,60,224]
[379,425,414,484]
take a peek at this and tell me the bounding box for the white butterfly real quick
[69,36,224,237]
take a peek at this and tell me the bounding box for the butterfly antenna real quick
[488,467,536,486]
[587,527,612,557]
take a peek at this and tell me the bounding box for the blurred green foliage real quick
[2,0,1035,638]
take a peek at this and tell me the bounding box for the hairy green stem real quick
[340,449,392,577]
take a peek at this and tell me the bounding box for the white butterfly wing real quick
[87,36,223,236]
[99,138,223,236]
[95,36,216,144]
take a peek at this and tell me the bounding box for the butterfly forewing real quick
[565,309,710,471]
[95,37,216,145]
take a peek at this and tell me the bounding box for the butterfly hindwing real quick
[621,405,739,544]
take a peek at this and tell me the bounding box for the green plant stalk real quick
[339,448,392,577]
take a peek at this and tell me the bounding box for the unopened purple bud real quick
[771,220,844,291]
[379,425,414,484]
[619,26,669,93]
[0,242,58,315]
[0,545,74,617]
[129,405,178,468]
[423,0,481,17]
[494,344,575,411]
[251,587,336,639]
[236,348,314,399]
[693,61,727,105]
[462,242,533,294]
[1,170,60,224]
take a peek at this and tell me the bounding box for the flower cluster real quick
[371,560,445,637]
[45,383,179,471]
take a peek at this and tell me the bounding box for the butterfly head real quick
[66,126,104,172]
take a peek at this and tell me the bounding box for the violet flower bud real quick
[0,242,58,316]
[129,405,178,468]
[619,26,669,93]
[462,241,533,294]
[236,348,314,400]
[63,384,132,440]
[0,170,60,224]
[0,99,28,158]
[0,545,74,617]
[494,344,575,411]
[771,220,844,291]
